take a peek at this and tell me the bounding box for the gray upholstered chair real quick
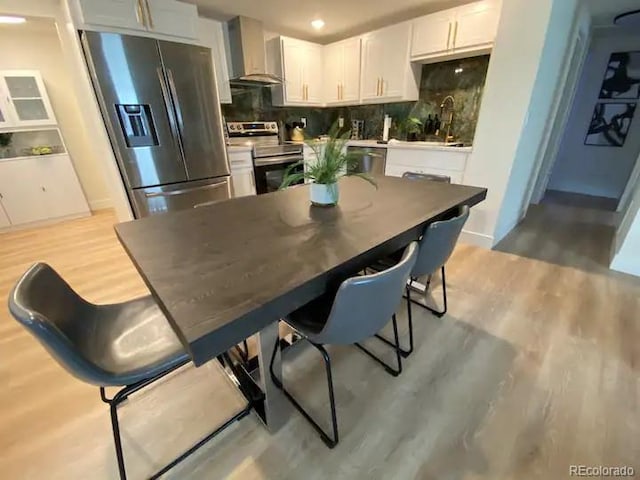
[8,263,251,480]
[269,241,418,448]
[402,171,451,183]
[373,205,470,358]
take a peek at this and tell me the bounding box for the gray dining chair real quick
[269,241,418,448]
[402,171,451,183]
[372,204,470,359]
[8,263,252,480]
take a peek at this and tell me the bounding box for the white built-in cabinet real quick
[197,18,232,104]
[0,204,10,228]
[385,147,468,184]
[228,149,256,197]
[360,22,419,104]
[324,38,361,105]
[73,0,198,40]
[0,154,89,227]
[270,37,324,106]
[411,0,500,62]
[0,71,56,129]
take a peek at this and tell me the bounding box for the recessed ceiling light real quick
[0,16,26,24]
[311,19,325,30]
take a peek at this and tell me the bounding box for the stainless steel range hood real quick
[227,16,282,86]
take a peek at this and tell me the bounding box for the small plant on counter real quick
[0,132,13,147]
[399,117,423,141]
[279,120,376,206]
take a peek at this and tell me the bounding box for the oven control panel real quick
[226,121,278,136]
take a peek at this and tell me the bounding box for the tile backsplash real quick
[221,55,490,145]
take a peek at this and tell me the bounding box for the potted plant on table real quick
[279,121,376,207]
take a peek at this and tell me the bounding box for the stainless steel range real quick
[226,121,304,194]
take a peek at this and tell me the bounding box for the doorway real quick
[499,27,640,272]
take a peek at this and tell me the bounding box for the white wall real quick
[0,22,110,210]
[547,29,640,200]
[462,0,580,247]
[611,163,640,276]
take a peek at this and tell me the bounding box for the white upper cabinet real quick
[0,71,56,129]
[411,9,456,59]
[74,0,198,40]
[361,22,419,104]
[74,0,143,31]
[145,0,198,39]
[453,0,501,51]
[271,37,324,106]
[198,18,232,104]
[324,38,361,105]
[411,0,501,61]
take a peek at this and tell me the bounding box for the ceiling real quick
[586,0,640,26]
[186,0,475,43]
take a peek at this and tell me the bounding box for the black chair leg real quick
[355,314,403,376]
[269,337,339,448]
[103,389,128,480]
[374,284,414,358]
[100,357,252,480]
[408,266,448,317]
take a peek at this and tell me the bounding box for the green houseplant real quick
[280,121,376,206]
[400,117,423,141]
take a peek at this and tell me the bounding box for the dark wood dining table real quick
[115,175,487,431]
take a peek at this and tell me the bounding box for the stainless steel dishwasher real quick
[347,146,387,175]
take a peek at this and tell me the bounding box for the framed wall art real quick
[585,102,636,147]
[599,51,640,99]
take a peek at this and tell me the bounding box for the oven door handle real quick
[253,154,304,166]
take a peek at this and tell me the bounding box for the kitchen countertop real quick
[304,138,473,153]
[226,145,253,153]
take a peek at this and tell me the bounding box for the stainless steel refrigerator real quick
[81,31,231,218]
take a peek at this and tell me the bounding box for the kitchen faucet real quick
[440,95,455,142]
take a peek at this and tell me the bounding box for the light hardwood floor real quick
[1,209,638,479]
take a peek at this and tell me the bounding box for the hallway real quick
[495,190,620,273]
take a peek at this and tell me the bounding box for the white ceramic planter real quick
[310,182,339,206]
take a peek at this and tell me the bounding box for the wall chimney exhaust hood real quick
[227,16,282,87]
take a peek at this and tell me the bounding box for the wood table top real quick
[115,176,487,365]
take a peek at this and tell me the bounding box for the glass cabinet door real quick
[0,71,56,127]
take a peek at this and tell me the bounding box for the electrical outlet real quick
[338,116,344,128]
[301,117,307,128]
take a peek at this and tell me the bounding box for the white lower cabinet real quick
[0,154,89,227]
[384,147,469,184]
[228,149,256,197]
[0,204,10,228]
[231,168,256,197]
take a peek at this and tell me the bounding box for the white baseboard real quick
[459,229,494,249]
[610,254,640,278]
[89,197,112,211]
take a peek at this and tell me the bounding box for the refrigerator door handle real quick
[166,69,186,138]
[156,67,186,162]
[144,180,229,198]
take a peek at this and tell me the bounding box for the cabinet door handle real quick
[453,21,458,48]
[337,83,340,100]
[144,0,154,29]
[135,0,145,26]
[447,22,452,49]
[380,78,384,96]
[41,186,46,192]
